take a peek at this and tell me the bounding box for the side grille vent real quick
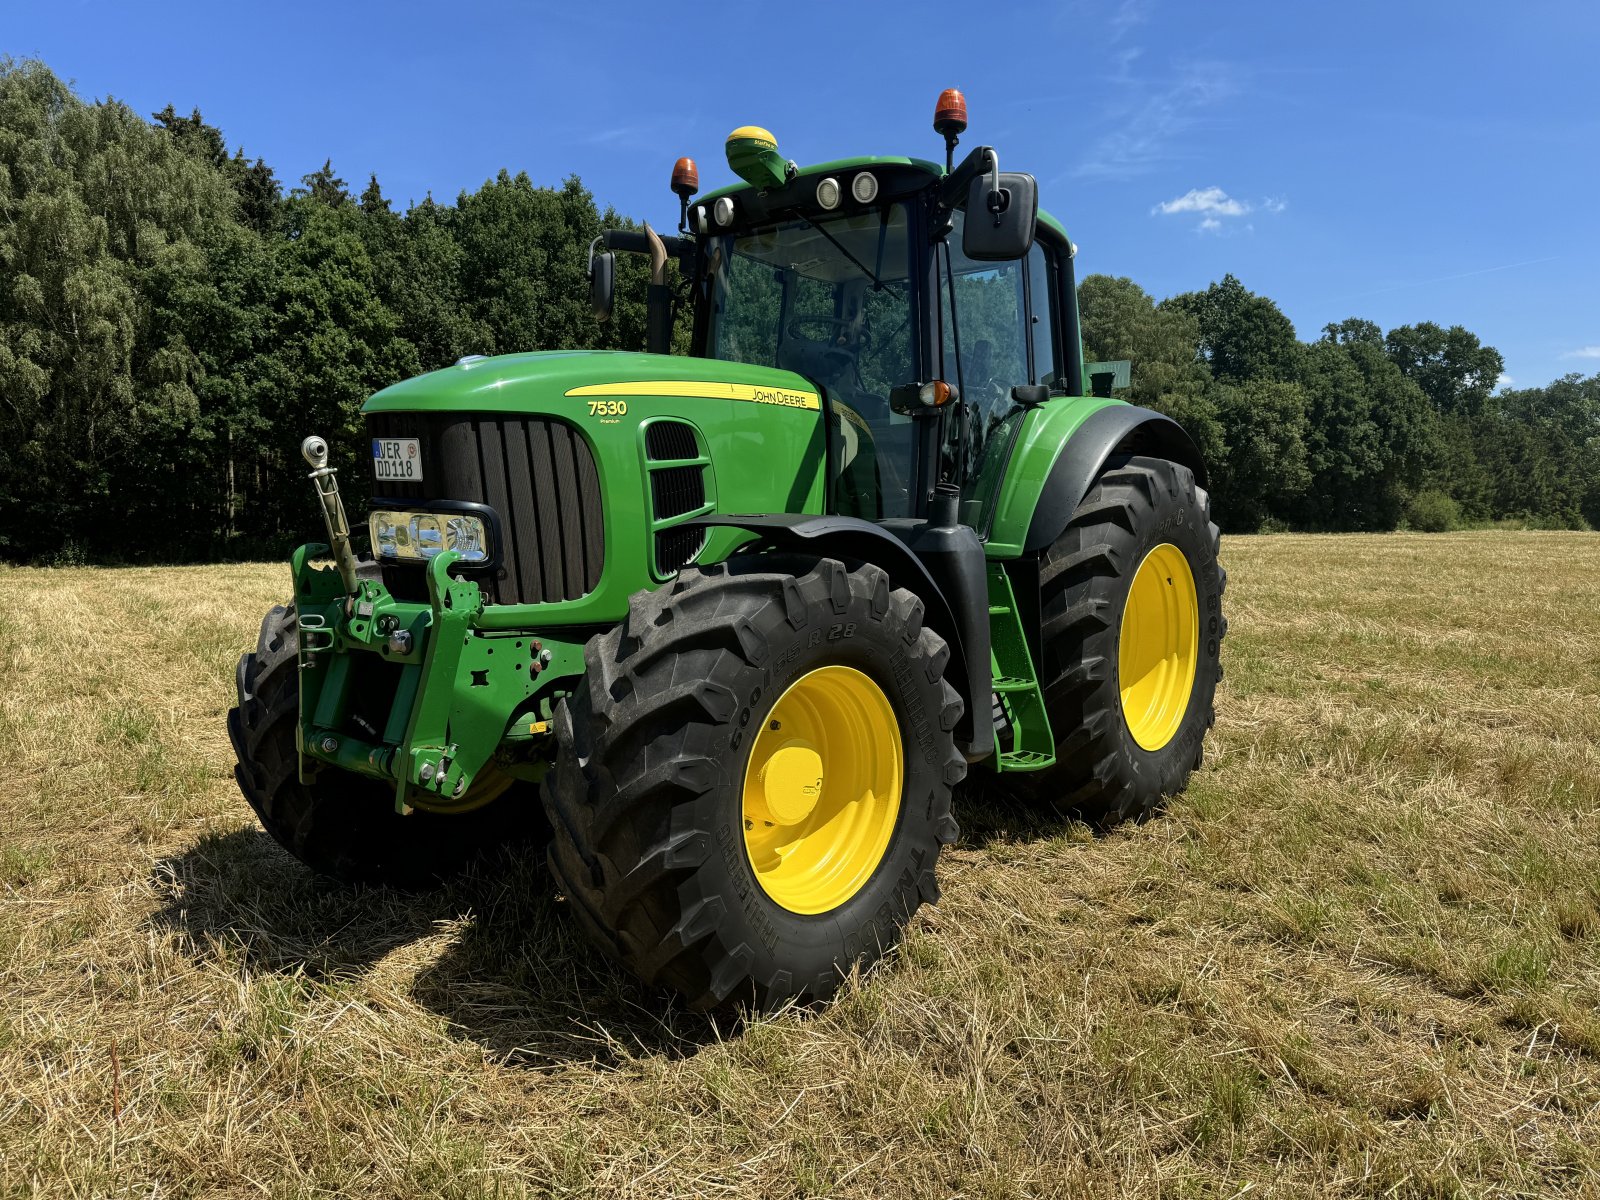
[645,420,700,462]
[656,526,707,575]
[641,421,709,577]
[366,411,603,605]
[650,465,706,519]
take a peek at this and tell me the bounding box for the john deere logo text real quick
[751,388,812,409]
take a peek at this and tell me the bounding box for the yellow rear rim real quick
[741,665,902,915]
[1118,542,1199,751]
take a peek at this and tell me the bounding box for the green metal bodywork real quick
[984,396,1123,558]
[287,146,1161,798]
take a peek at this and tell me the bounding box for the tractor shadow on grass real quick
[150,827,733,1068]
[952,774,1115,850]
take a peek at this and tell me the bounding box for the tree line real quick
[1079,276,1600,534]
[2,58,1594,564]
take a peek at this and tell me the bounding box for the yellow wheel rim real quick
[741,666,902,915]
[1118,542,1199,752]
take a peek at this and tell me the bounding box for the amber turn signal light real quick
[921,380,958,408]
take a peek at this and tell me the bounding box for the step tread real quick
[998,750,1054,771]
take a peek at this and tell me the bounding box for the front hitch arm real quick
[301,434,361,595]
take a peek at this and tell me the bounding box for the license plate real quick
[372,437,423,483]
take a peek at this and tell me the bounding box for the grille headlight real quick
[369,510,491,565]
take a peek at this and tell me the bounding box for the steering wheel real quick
[785,315,863,374]
[786,314,860,341]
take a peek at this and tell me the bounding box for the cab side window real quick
[1028,241,1059,390]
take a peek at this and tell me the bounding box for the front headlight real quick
[369,510,492,565]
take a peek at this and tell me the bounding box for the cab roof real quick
[696,153,1071,244]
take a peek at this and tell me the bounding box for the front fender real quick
[691,513,992,761]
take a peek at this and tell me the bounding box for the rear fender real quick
[1022,404,1207,555]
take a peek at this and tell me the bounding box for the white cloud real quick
[1154,186,1249,218]
[1108,0,1150,41]
[1074,60,1238,181]
[1497,373,1514,389]
[1198,216,1223,233]
[1562,346,1600,359]
[1263,196,1288,214]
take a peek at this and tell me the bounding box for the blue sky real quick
[11,0,1598,388]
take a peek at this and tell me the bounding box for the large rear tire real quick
[227,604,547,888]
[542,556,965,1012]
[1010,455,1225,823]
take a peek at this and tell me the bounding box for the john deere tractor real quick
[228,90,1225,1011]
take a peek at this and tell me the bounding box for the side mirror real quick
[587,240,615,321]
[962,171,1038,261]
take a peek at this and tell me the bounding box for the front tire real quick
[1011,455,1226,823]
[542,556,965,1012]
[227,604,546,888]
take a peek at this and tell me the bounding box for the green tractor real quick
[228,90,1225,1011]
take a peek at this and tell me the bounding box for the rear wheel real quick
[542,556,964,1011]
[228,604,547,888]
[1011,455,1225,823]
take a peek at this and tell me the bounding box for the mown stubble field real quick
[1,532,1598,1198]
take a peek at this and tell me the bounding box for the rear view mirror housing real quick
[963,171,1038,261]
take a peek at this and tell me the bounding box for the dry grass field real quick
[2,532,1598,1198]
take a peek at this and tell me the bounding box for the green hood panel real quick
[358,349,830,629]
[364,350,821,415]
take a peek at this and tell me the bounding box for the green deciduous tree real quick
[1077,274,1224,470]
[1209,379,1312,531]
[1293,331,1435,530]
[1163,274,1301,384]
[1384,321,1504,417]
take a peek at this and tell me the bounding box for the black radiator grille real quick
[366,411,604,604]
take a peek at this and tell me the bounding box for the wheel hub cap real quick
[760,743,825,825]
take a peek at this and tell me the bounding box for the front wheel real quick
[1010,455,1226,823]
[227,604,547,888]
[542,556,965,1011]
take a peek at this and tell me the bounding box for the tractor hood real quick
[364,350,821,415]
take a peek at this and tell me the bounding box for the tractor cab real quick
[590,95,1082,540]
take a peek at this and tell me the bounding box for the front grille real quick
[366,412,603,604]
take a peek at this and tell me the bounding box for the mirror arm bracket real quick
[935,145,997,215]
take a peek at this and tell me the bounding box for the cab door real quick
[937,211,1061,534]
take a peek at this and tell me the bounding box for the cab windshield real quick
[704,203,918,518]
